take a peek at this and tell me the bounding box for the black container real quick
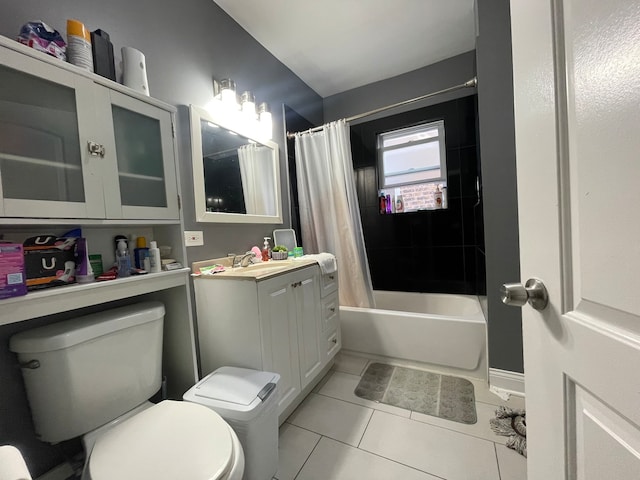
[91,29,116,81]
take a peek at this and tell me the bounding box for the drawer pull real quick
[291,281,302,288]
[328,275,335,280]
[329,307,336,313]
[331,338,338,344]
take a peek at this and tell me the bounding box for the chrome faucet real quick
[229,251,256,268]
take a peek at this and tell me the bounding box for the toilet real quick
[10,302,244,480]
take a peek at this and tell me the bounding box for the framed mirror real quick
[189,104,282,223]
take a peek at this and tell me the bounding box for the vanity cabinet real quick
[0,36,179,220]
[193,262,341,420]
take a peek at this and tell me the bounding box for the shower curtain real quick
[238,144,276,215]
[294,120,374,308]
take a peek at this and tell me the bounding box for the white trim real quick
[489,368,525,397]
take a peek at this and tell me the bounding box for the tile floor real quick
[274,352,527,480]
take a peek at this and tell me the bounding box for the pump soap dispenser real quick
[262,237,271,262]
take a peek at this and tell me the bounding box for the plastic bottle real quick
[66,19,94,71]
[134,236,150,270]
[148,241,161,273]
[262,237,271,262]
[116,239,131,278]
[76,238,95,283]
[379,192,387,214]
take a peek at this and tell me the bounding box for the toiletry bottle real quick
[386,193,393,214]
[395,194,404,213]
[379,192,387,214]
[434,187,443,209]
[116,239,131,278]
[441,186,448,209]
[134,236,150,270]
[148,241,161,273]
[262,237,271,262]
[76,238,95,283]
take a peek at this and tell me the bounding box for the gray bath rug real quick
[354,363,477,424]
[490,406,527,457]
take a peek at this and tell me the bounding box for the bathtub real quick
[340,291,487,376]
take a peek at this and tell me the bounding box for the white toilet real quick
[10,302,244,480]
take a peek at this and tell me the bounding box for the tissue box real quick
[0,243,27,299]
[23,236,77,290]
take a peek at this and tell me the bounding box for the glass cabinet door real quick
[0,49,104,218]
[101,90,179,220]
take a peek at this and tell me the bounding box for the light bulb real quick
[258,102,272,140]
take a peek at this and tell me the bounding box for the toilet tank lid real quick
[10,302,165,354]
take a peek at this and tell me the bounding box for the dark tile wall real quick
[351,95,486,295]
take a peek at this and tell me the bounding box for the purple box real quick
[0,243,28,299]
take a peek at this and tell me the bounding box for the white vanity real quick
[192,258,341,422]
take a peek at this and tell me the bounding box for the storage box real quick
[23,236,77,290]
[0,243,27,299]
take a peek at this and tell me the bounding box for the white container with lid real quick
[184,366,280,480]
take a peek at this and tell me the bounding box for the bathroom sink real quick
[193,257,317,280]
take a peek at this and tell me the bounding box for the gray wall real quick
[475,0,523,373]
[0,1,322,476]
[0,0,323,266]
[324,51,477,124]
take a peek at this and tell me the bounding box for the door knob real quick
[501,278,549,311]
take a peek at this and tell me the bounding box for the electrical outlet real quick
[184,230,204,247]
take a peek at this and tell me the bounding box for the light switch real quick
[184,231,204,247]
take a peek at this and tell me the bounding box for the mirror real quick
[189,104,282,223]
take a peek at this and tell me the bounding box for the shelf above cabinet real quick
[0,268,190,327]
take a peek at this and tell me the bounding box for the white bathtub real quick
[340,291,487,376]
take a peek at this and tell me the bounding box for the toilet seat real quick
[88,400,242,480]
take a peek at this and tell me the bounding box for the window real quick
[377,120,447,212]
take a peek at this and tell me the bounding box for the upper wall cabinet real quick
[0,37,179,221]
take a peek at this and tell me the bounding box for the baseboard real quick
[489,368,525,397]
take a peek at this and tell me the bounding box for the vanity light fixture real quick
[207,77,272,140]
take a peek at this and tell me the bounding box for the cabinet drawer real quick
[321,272,338,297]
[326,328,341,359]
[321,292,339,332]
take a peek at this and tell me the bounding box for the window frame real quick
[377,119,447,190]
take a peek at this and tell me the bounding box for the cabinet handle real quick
[328,275,335,280]
[331,338,338,344]
[329,307,336,313]
[291,281,302,288]
[87,141,105,157]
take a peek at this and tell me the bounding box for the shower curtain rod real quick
[286,77,477,139]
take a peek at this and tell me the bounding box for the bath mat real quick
[354,363,477,424]
[490,406,527,457]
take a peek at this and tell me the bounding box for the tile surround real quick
[278,353,527,480]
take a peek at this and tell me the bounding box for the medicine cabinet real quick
[189,104,282,224]
[0,40,179,220]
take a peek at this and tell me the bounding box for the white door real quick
[509,0,640,478]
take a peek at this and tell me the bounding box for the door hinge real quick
[177,194,181,209]
[171,121,176,138]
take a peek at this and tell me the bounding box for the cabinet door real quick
[0,46,104,218]
[99,89,179,219]
[258,276,301,416]
[294,268,323,390]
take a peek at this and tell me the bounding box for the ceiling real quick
[213,0,477,98]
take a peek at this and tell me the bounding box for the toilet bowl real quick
[85,401,244,480]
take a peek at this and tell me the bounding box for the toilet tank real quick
[10,302,165,443]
